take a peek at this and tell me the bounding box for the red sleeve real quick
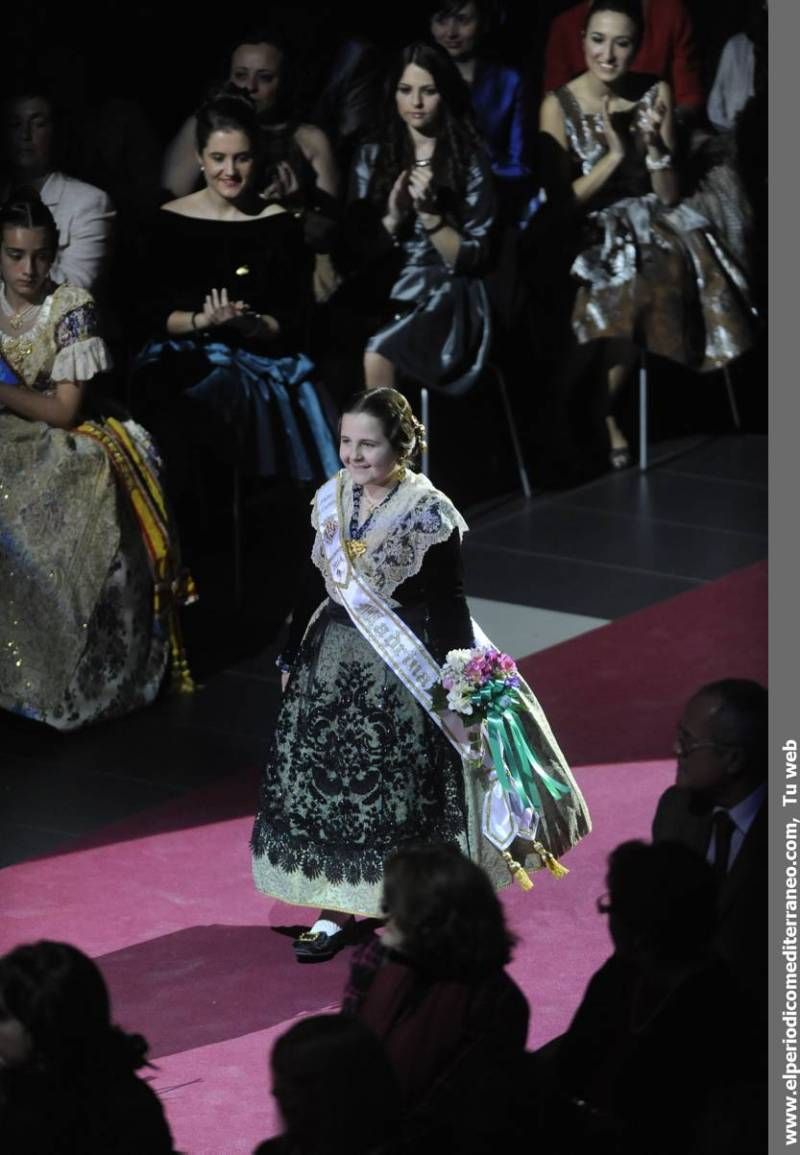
[665,0,704,110]
[542,4,588,95]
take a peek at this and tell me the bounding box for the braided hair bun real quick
[343,388,427,465]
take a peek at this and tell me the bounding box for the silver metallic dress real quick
[352,143,495,395]
[556,82,755,370]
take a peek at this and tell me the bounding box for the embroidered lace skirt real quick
[0,413,168,731]
[250,602,474,916]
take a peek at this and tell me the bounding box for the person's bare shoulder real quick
[294,122,331,157]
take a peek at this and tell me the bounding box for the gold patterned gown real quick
[0,283,168,730]
[556,80,755,369]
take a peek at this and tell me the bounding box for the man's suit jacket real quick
[652,785,766,1007]
[39,171,115,291]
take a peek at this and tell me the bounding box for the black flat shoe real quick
[292,926,353,962]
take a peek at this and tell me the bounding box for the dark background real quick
[7,0,757,143]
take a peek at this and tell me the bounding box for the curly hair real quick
[382,842,515,981]
[0,941,150,1080]
[342,388,427,464]
[366,42,483,225]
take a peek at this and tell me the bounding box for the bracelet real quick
[421,216,446,237]
[645,151,673,172]
[275,655,292,674]
[190,312,200,330]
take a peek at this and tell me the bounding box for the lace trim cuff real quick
[51,336,112,382]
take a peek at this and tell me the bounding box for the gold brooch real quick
[343,539,367,560]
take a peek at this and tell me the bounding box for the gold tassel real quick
[502,850,534,891]
[168,617,195,694]
[533,841,569,879]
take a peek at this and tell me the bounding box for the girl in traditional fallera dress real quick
[0,190,190,731]
[251,388,590,961]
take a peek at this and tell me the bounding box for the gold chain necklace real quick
[0,285,42,332]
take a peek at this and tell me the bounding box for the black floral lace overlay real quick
[251,610,468,887]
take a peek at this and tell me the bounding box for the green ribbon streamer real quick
[483,693,572,813]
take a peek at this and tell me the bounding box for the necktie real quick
[711,809,735,881]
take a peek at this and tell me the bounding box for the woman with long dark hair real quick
[0,941,175,1152]
[347,42,495,394]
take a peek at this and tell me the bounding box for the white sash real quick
[316,473,539,851]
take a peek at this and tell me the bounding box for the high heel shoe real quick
[609,446,632,471]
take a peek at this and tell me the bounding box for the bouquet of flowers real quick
[432,646,520,721]
[432,645,572,887]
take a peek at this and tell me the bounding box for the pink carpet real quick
[0,759,674,1155]
[518,561,767,766]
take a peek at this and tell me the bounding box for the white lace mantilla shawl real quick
[311,469,469,607]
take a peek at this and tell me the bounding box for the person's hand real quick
[601,95,627,159]
[386,170,413,226]
[637,99,668,150]
[408,167,438,216]
[261,160,300,202]
[200,287,249,329]
[281,671,290,692]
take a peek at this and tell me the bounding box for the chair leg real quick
[420,387,431,477]
[722,365,742,430]
[638,353,649,472]
[493,365,532,499]
[232,466,244,608]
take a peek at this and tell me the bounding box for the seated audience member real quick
[653,678,767,1010]
[0,85,115,291]
[537,0,754,471]
[0,940,175,1153]
[535,840,765,1155]
[428,0,533,223]
[0,189,191,732]
[310,36,387,174]
[707,1,767,134]
[132,90,339,544]
[341,843,529,1150]
[161,28,339,260]
[542,0,704,121]
[341,41,495,394]
[254,1013,401,1155]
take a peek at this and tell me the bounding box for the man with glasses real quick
[652,678,767,1009]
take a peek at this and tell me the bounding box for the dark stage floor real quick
[0,433,767,869]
